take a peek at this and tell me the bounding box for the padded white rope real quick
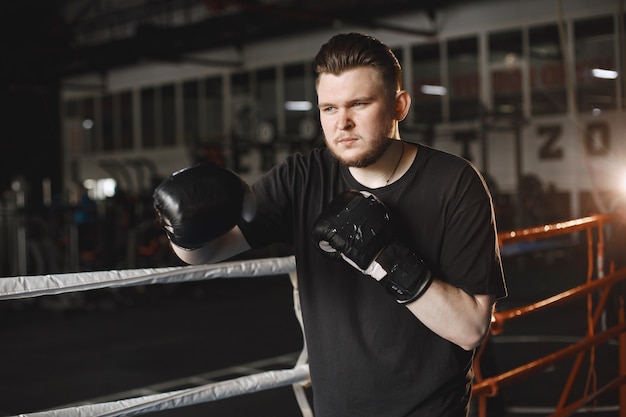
[2,255,313,417]
[0,256,296,300]
[13,364,310,417]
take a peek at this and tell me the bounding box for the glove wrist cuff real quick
[376,242,434,304]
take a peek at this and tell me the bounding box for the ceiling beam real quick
[225,0,437,38]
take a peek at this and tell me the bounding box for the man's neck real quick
[348,141,416,189]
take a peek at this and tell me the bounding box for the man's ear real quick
[394,90,411,121]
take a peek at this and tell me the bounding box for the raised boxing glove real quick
[153,163,253,250]
[312,190,433,304]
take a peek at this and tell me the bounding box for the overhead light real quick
[285,101,313,111]
[504,53,518,67]
[591,68,618,79]
[421,85,447,96]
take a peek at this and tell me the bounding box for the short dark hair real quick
[313,33,402,96]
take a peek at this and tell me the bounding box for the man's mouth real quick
[337,136,358,144]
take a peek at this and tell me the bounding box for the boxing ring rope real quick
[0,256,313,417]
[21,364,310,417]
[0,257,297,301]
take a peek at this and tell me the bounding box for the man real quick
[154,32,507,416]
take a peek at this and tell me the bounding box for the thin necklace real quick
[386,141,405,185]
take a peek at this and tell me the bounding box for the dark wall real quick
[2,1,66,203]
[3,86,62,204]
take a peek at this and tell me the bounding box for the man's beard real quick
[332,137,392,168]
[327,121,395,168]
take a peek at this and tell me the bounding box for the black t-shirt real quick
[239,143,507,417]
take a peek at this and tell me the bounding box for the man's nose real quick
[337,109,354,130]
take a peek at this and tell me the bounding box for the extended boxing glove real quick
[312,190,433,304]
[153,163,254,250]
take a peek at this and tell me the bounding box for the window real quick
[120,91,133,150]
[231,71,250,96]
[255,67,277,144]
[102,94,114,151]
[140,87,156,148]
[65,98,94,153]
[284,62,317,142]
[161,84,176,146]
[83,97,96,152]
[529,23,567,115]
[411,43,443,123]
[204,76,223,143]
[489,29,523,115]
[448,37,480,121]
[183,79,200,145]
[574,15,616,114]
[231,71,252,140]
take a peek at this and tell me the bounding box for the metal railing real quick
[473,212,626,417]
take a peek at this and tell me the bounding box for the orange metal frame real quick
[472,213,626,417]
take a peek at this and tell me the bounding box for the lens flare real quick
[620,171,626,193]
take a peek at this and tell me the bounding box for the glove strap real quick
[376,242,434,304]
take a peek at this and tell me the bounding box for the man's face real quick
[317,67,396,168]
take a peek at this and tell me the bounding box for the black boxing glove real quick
[312,190,433,304]
[153,163,254,250]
